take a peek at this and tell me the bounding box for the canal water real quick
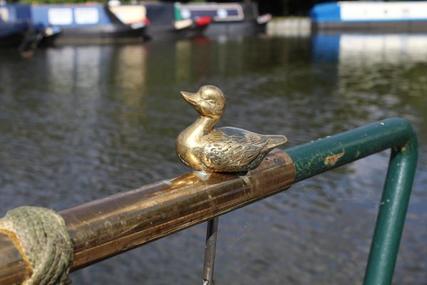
[0,35,426,284]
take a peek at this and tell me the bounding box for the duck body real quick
[177,124,287,172]
[176,85,287,173]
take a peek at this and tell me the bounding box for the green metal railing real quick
[202,117,418,285]
[0,117,418,285]
[286,117,418,285]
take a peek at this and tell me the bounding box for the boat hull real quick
[0,23,28,47]
[311,2,427,32]
[53,25,146,45]
[145,25,206,41]
[203,20,266,37]
[313,21,427,33]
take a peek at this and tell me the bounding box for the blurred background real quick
[0,0,426,284]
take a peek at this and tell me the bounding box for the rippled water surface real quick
[0,35,426,284]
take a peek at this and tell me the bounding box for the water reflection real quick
[312,33,427,131]
[0,37,426,284]
[313,33,427,64]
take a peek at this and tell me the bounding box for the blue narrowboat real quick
[30,3,147,44]
[311,1,427,32]
[0,4,59,48]
[177,2,271,37]
[0,4,28,47]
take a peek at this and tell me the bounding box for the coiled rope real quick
[0,206,73,285]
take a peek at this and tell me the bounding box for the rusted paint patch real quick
[324,152,345,166]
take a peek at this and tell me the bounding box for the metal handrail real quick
[0,117,417,285]
[286,117,418,285]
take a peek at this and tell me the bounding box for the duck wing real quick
[200,127,269,171]
[219,127,288,149]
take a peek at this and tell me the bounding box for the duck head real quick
[181,85,225,118]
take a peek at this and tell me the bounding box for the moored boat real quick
[311,1,427,32]
[0,4,59,48]
[0,20,28,47]
[177,2,271,38]
[108,3,149,32]
[30,3,148,44]
[143,2,211,40]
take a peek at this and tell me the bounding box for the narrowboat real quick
[0,4,59,48]
[177,2,271,37]
[141,3,211,40]
[0,4,28,47]
[311,1,427,32]
[30,3,147,44]
[0,21,26,47]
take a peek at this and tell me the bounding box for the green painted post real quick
[363,133,417,285]
[286,117,418,285]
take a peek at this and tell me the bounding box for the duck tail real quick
[265,135,288,150]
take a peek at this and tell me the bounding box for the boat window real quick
[48,8,73,25]
[74,8,99,25]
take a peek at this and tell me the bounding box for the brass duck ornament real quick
[176,85,288,173]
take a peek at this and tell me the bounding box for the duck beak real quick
[180,91,199,106]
